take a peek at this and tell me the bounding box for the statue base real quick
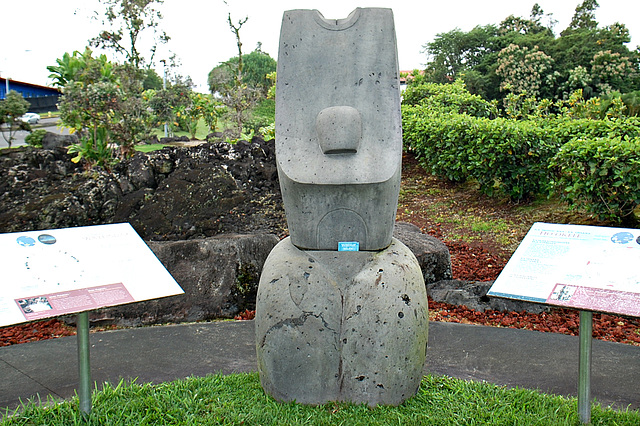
[255,237,429,406]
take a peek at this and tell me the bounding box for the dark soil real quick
[1,141,638,347]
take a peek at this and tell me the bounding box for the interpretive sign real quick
[488,222,640,317]
[0,223,184,327]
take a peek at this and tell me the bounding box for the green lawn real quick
[134,143,167,153]
[151,118,212,141]
[2,373,638,425]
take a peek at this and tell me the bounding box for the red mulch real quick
[1,319,76,347]
[447,241,506,281]
[429,299,640,346]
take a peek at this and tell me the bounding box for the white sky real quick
[1,0,639,92]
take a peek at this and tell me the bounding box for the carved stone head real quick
[276,8,402,251]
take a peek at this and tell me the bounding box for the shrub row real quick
[550,136,640,223]
[403,106,640,224]
[402,79,497,118]
[403,105,560,201]
[543,116,640,144]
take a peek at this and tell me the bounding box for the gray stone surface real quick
[393,222,452,284]
[41,132,78,150]
[275,8,402,251]
[255,237,428,406]
[66,226,445,328]
[279,171,400,250]
[85,233,279,326]
[428,280,549,313]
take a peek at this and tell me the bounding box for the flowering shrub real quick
[563,66,593,95]
[51,51,152,168]
[496,44,555,99]
[591,50,636,95]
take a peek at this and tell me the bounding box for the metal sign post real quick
[76,311,92,416]
[578,310,593,424]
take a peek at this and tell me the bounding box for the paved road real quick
[0,117,70,149]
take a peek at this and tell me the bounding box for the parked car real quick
[20,113,40,124]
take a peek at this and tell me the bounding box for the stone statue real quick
[274,7,402,251]
[255,8,429,406]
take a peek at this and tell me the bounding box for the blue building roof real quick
[0,78,61,100]
[1,78,61,112]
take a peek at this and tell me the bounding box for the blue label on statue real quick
[338,242,360,252]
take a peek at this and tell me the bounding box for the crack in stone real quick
[261,310,339,348]
[344,304,362,321]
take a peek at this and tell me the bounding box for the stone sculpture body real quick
[255,8,429,406]
[275,7,402,251]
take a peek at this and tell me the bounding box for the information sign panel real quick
[0,223,184,327]
[488,222,640,317]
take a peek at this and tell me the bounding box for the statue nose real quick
[316,106,362,155]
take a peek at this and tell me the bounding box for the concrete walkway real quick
[1,321,638,416]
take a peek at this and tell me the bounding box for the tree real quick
[422,25,507,98]
[207,64,234,96]
[422,4,557,99]
[89,0,170,69]
[142,68,163,90]
[419,1,640,103]
[174,92,226,138]
[208,12,261,137]
[496,44,555,99]
[0,91,30,148]
[499,14,547,36]
[226,12,249,85]
[47,50,91,88]
[195,93,226,134]
[529,3,557,31]
[47,48,116,88]
[563,0,599,35]
[498,5,555,53]
[147,76,193,137]
[423,26,496,83]
[237,49,277,96]
[562,65,593,97]
[590,50,637,95]
[554,1,637,97]
[50,51,153,167]
[208,50,277,96]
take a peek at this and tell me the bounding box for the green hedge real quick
[402,81,640,222]
[550,136,640,224]
[403,105,559,200]
[404,107,640,220]
[402,79,497,118]
[543,116,640,144]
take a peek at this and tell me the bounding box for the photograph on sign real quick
[15,283,135,322]
[488,222,640,317]
[0,223,184,327]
